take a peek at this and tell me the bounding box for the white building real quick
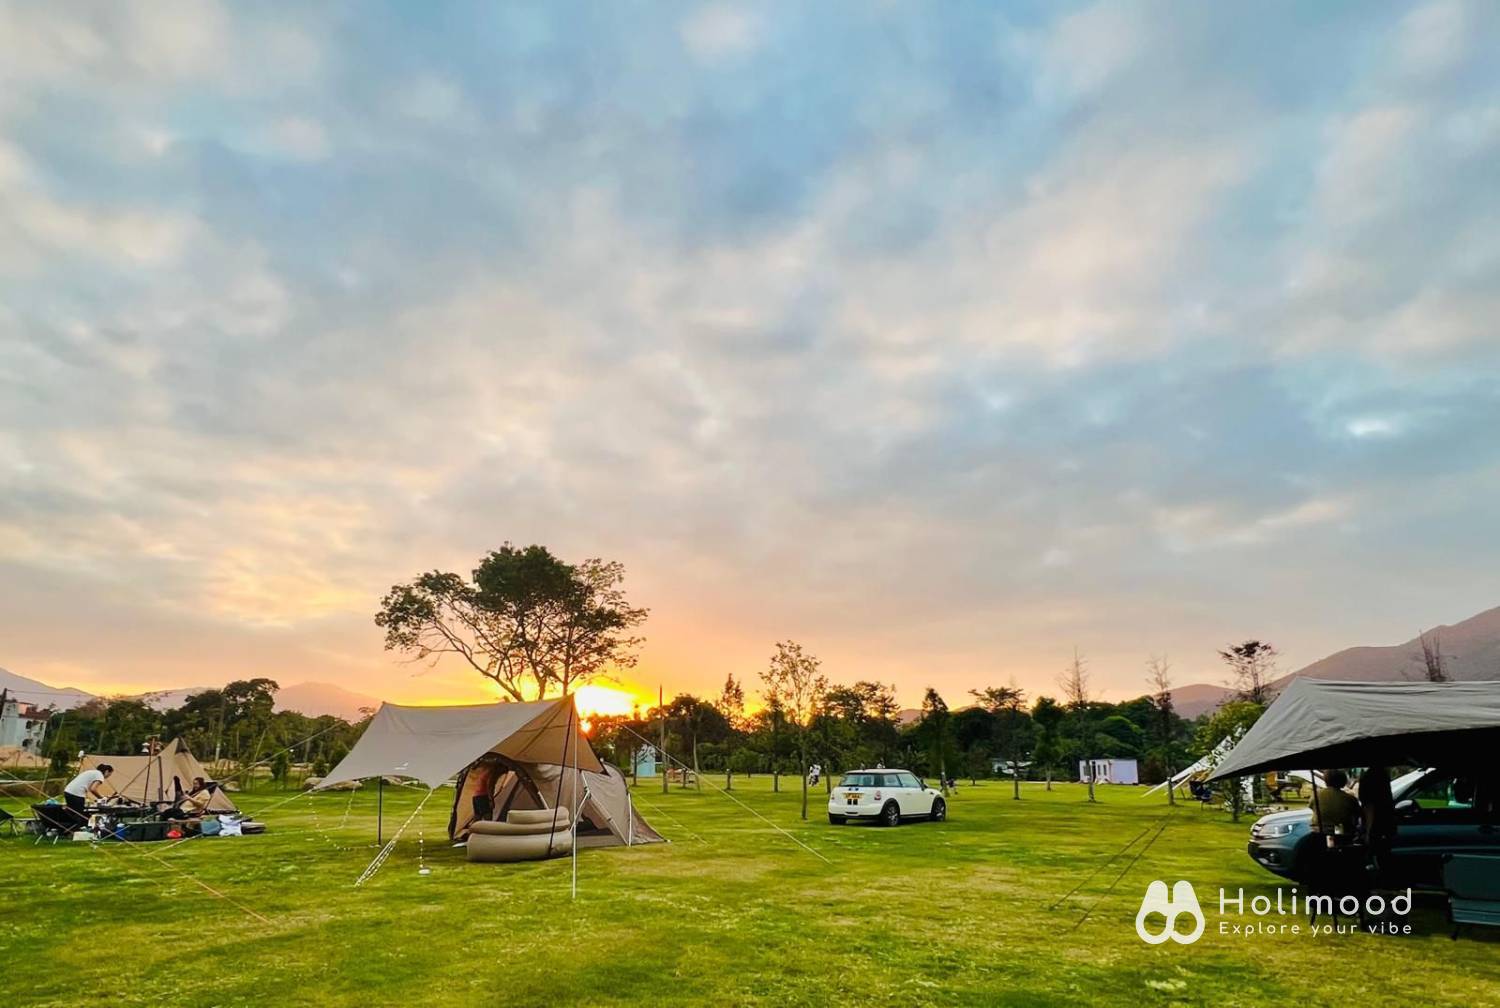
[1078,757,1139,785]
[0,692,48,754]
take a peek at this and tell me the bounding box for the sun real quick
[572,683,644,718]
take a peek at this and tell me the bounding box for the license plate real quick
[845,796,859,805]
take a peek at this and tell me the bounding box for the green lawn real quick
[4,778,1495,1006]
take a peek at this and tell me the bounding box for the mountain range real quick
[1169,604,1500,717]
[4,603,1498,723]
[0,668,381,722]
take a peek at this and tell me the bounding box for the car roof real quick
[844,768,912,774]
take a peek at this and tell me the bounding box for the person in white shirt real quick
[63,764,114,825]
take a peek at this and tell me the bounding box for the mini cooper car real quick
[828,769,945,826]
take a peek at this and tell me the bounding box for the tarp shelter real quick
[80,738,239,813]
[317,697,663,848]
[1207,679,1500,782]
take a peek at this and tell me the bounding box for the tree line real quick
[38,679,368,788]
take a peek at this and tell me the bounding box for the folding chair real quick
[31,803,77,845]
[0,806,21,837]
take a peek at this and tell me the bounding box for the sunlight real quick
[572,683,645,717]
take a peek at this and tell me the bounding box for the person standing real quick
[62,764,114,826]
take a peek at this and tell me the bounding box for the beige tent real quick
[80,738,239,813]
[317,696,662,848]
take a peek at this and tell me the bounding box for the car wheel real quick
[930,798,946,822]
[880,801,900,827]
[828,814,846,825]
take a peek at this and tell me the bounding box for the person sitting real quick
[165,777,214,821]
[1309,769,1361,846]
[62,763,114,828]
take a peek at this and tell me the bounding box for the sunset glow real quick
[572,684,648,718]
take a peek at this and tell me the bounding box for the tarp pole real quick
[571,697,580,900]
[377,775,384,846]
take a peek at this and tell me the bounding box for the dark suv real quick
[1247,768,1500,889]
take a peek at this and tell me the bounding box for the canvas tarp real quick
[318,698,602,790]
[81,738,238,813]
[1207,678,1500,782]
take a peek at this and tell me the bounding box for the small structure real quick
[1078,758,1139,785]
[632,745,658,778]
[0,690,48,755]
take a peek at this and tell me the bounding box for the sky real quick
[2,1,1498,712]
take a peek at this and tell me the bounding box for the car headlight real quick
[1259,822,1298,838]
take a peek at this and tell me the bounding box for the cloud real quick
[681,5,763,62]
[1,2,1498,704]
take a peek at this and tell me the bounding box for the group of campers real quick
[43,740,247,841]
[63,765,218,826]
[1307,766,1494,851]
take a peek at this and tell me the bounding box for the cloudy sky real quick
[2,2,1497,709]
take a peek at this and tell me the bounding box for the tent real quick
[80,738,239,813]
[1141,735,1238,798]
[1207,678,1500,782]
[317,697,662,849]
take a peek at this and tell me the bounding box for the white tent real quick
[1141,735,1249,800]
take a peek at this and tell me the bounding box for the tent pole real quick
[571,698,580,900]
[377,775,384,847]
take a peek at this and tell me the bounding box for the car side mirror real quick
[1394,799,1418,818]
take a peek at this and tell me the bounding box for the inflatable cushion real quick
[466,827,573,863]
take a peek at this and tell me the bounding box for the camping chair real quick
[1444,854,1500,938]
[31,804,76,845]
[0,806,21,837]
[1303,842,1372,925]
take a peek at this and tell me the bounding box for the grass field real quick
[4,777,1496,1006]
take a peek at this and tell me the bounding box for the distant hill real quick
[0,667,95,711]
[1170,604,1500,718]
[133,681,383,721]
[0,668,382,722]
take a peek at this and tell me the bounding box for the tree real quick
[1220,640,1279,705]
[917,688,955,795]
[270,750,291,787]
[1145,655,1178,804]
[1030,697,1065,790]
[971,686,1031,799]
[1193,699,1265,822]
[760,640,828,821]
[716,673,746,788]
[1416,629,1449,682]
[665,694,729,792]
[375,544,647,700]
[1058,648,1096,802]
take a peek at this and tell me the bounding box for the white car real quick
[828,769,946,826]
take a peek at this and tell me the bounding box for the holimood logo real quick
[1135,880,1206,945]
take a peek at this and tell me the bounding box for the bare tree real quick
[1416,629,1450,682]
[1219,640,1279,705]
[1058,647,1096,803]
[1145,654,1175,806]
[761,640,829,821]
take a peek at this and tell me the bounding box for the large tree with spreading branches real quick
[375,543,647,700]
